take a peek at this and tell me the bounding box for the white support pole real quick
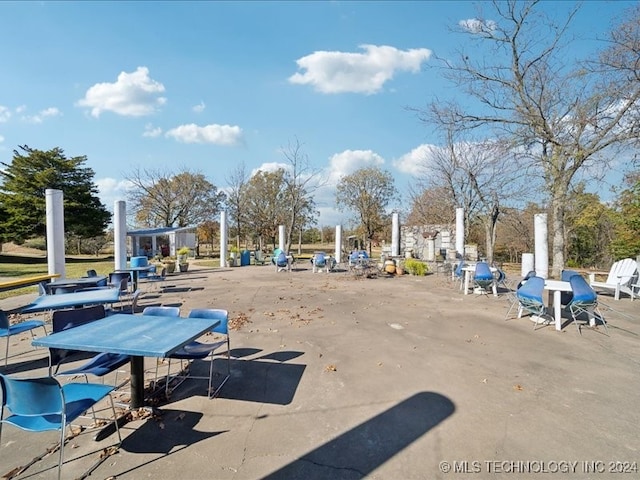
[335,225,342,264]
[114,201,127,271]
[521,253,535,277]
[534,213,548,279]
[45,189,66,278]
[456,207,464,259]
[391,212,400,257]
[278,225,285,252]
[220,210,228,268]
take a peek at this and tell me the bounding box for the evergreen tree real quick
[0,145,111,243]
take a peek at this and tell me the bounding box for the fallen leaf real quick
[513,384,524,391]
[325,364,337,372]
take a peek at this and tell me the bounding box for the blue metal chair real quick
[275,251,289,272]
[567,275,608,335]
[0,310,47,366]
[142,305,181,317]
[453,261,466,290]
[473,262,494,295]
[0,373,121,480]
[312,252,328,273]
[560,269,579,305]
[163,308,230,399]
[515,276,552,329]
[504,270,536,319]
[50,305,130,386]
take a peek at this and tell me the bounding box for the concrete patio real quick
[1,262,638,479]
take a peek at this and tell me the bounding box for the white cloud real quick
[0,105,10,122]
[192,101,206,113]
[393,144,438,176]
[143,123,162,138]
[0,134,4,143]
[23,107,62,124]
[95,177,134,212]
[77,66,166,117]
[165,123,242,145]
[252,162,290,176]
[459,18,497,34]
[15,105,26,114]
[288,44,431,94]
[326,149,385,183]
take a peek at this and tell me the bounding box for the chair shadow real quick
[173,356,306,406]
[262,391,455,479]
[255,350,304,362]
[230,347,262,358]
[0,355,50,375]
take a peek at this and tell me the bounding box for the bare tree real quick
[280,138,323,253]
[336,166,398,255]
[421,0,640,276]
[126,167,225,228]
[225,163,249,250]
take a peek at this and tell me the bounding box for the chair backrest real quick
[0,310,9,330]
[109,272,131,292]
[188,308,229,335]
[50,305,107,369]
[314,252,326,267]
[569,275,597,304]
[454,261,466,278]
[517,275,545,302]
[605,258,638,286]
[86,269,97,277]
[561,269,579,282]
[142,306,181,317]
[0,374,63,417]
[276,252,288,267]
[474,262,493,280]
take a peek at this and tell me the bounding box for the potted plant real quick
[177,246,190,272]
[162,258,176,274]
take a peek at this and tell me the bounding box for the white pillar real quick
[335,225,342,264]
[534,213,548,279]
[220,210,228,268]
[391,212,400,257]
[114,201,127,271]
[456,207,464,258]
[278,225,285,252]
[521,253,535,277]
[426,238,436,261]
[45,189,66,278]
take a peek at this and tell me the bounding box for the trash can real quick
[241,250,251,266]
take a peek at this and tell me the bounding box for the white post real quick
[278,225,285,252]
[335,225,342,264]
[456,207,464,259]
[521,253,535,277]
[426,238,436,261]
[114,201,127,271]
[45,189,66,278]
[391,212,400,257]
[220,210,228,268]
[534,213,548,279]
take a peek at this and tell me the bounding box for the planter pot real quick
[179,263,189,272]
[163,262,176,274]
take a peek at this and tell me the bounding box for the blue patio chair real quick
[567,275,608,335]
[560,269,579,305]
[163,308,230,399]
[515,275,552,329]
[50,305,130,385]
[0,373,121,480]
[143,305,181,317]
[504,270,536,320]
[275,251,289,272]
[453,261,466,290]
[473,262,494,295]
[0,310,47,366]
[312,252,328,273]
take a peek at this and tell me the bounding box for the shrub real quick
[404,258,428,276]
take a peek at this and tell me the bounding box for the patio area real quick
[1,262,639,479]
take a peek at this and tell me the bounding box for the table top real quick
[544,279,572,292]
[115,266,155,273]
[21,288,121,313]
[32,313,220,358]
[48,275,108,291]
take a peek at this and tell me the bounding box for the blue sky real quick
[0,1,634,227]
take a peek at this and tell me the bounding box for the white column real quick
[220,210,228,268]
[391,212,400,256]
[426,238,436,261]
[534,213,548,279]
[456,207,464,258]
[45,189,66,278]
[114,201,127,271]
[335,225,342,264]
[521,253,535,277]
[278,225,285,252]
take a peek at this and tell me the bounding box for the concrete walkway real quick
[1,263,638,479]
